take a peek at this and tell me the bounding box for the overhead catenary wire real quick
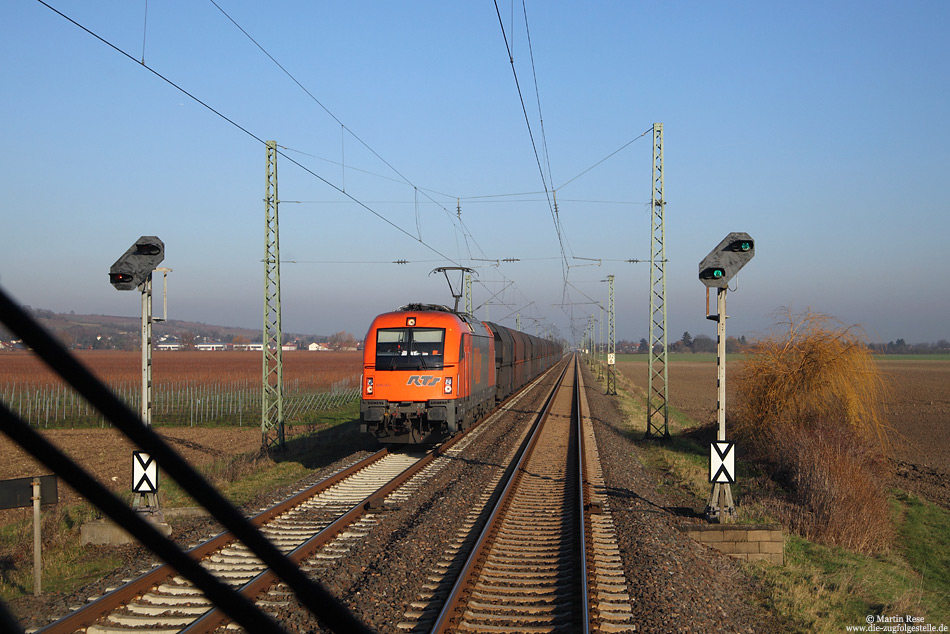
[209,0,417,195]
[557,128,653,190]
[34,0,466,268]
[521,0,555,192]
[139,0,148,64]
[492,0,568,281]
[208,0,486,261]
[37,1,643,343]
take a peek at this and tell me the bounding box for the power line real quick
[557,128,653,190]
[208,0,416,194]
[491,0,568,280]
[37,1,643,336]
[208,0,486,263]
[216,0,643,272]
[283,199,647,206]
[35,0,464,268]
[36,1,264,145]
[521,0,554,192]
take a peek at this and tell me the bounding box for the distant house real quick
[232,342,299,352]
[308,342,330,352]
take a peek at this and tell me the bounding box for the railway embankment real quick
[2,356,947,632]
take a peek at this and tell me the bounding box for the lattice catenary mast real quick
[646,123,670,438]
[262,140,284,452]
[606,273,617,395]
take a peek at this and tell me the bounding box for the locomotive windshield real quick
[375,327,445,370]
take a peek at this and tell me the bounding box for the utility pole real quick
[262,140,284,453]
[646,122,670,439]
[606,274,617,395]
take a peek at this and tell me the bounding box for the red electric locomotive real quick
[360,303,560,444]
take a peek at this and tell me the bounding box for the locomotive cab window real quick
[375,327,445,370]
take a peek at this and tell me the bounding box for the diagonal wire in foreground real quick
[0,284,373,634]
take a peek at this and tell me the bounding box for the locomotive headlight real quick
[444,377,453,394]
[366,377,374,395]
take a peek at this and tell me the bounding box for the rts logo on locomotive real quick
[406,375,442,387]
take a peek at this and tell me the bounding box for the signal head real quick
[109,236,165,290]
[698,232,754,288]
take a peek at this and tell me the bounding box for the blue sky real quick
[1,1,948,345]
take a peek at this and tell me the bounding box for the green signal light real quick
[700,267,726,281]
[725,239,754,253]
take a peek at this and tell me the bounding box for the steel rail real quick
[0,285,369,634]
[574,358,592,633]
[429,355,574,633]
[30,340,554,633]
[182,428,474,633]
[34,449,389,634]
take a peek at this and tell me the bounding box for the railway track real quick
[35,448,421,634]
[34,370,556,634]
[30,356,636,634]
[409,354,636,634]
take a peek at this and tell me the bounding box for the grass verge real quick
[746,491,950,633]
[0,405,361,604]
[596,358,950,632]
[1,504,122,601]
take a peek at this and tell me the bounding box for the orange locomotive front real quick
[360,304,496,444]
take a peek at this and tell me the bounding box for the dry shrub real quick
[733,309,891,449]
[733,308,893,553]
[771,426,893,553]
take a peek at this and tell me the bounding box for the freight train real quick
[359,303,561,444]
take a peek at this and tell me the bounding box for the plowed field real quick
[1,354,946,517]
[0,350,362,521]
[616,356,950,508]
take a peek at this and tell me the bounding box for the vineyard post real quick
[32,478,42,595]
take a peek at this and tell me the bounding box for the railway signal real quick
[109,236,165,290]
[698,232,754,288]
[108,236,169,523]
[700,232,755,523]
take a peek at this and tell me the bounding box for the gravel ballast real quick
[9,362,791,633]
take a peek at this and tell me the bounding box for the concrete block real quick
[697,530,724,543]
[678,523,785,565]
[732,541,761,554]
[722,530,748,542]
[746,530,774,541]
[162,507,209,519]
[81,518,172,546]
